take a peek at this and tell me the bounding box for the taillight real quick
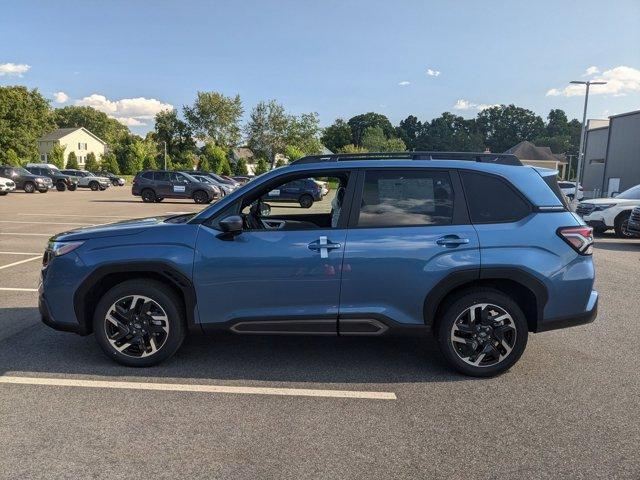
[557,226,593,255]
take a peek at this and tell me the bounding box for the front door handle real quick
[436,235,470,247]
[308,236,341,258]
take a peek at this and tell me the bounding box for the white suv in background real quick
[576,184,640,238]
[558,181,584,201]
[0,176,16,195]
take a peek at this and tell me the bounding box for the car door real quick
[192,169,355,334]
[153,171,172,197]
[338,168,480,333]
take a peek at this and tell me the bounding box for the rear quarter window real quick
[461,171,531,223]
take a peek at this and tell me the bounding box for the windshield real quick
[209,173,235,184]
[616,185,640,199]
[181,172,199,182]
[16,167,31,175]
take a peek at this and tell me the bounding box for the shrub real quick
[66,151,80,169]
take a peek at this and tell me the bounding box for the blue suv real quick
[39,152,597,376]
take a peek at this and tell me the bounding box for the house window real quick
[40,154,46,161]
[84,143,88,149]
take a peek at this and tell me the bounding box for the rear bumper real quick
[536,290,598,332]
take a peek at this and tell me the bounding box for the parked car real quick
[626,206,640,237]
[26,165,78,191]
[132,170,218,203]
[181,170,237,196]
[558,180,583,201]
[190,175,222,198]
[232,176,251,185]
[0,165,53,193]
[60,169,110,191]
[93,171,126,186]
[0,176,16,195]
[575,184,640,237]
[263,177,323,208]
[38,151,597,377]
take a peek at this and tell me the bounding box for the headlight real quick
[48,241,84,257]
[35,178,44,183]
[593,204,616,211]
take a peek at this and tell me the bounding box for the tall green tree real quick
[66,151,79,169]
[49,144,66,169]
[5,149,22,166]
[183,92,243,147]
[347,112,394,146]
[253,157,269,176]
[361,126,406,152]
[476,104,545,152]
[396,115,423,150]
[85,152,100,172]
[286,112,322,154]
[0,86,55,163]
[414,113,484,151]
[245,100,291,167]
[101,152,120,175]
[321,118,352,153]
[201,142,229,173]
[52,105,130,147]
[233,158,249,175]
[153,109,196,162]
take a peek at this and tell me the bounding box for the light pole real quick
[570,80,607,202]
[163,141,167,170]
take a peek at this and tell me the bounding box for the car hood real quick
[582,198,639,205]
[51,216,170,241]
[0,176,13,184]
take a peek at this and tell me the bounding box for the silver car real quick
[60,169,111,191]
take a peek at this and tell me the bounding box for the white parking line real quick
[0,233,52,237]
[0,376,397,400]
[0,251,41,256]
[18,213,131,219]
[0,287,38,292]
[0,221,90,226]
[0,256,41,270]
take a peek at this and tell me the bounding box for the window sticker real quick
[173,185,186,193]
[268,189,281,196]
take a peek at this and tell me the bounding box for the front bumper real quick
[536,290,598,332]
[39,289,89,335]
[0,184,15,192]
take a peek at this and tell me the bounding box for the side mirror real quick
[219,215,243,235]
[260,203,271,216]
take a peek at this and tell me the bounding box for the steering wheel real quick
[245,201,264,230]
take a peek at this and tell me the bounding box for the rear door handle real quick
[308,236,341,258]
[436,235,470,247]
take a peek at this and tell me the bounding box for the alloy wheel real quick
[104,295,170,358]
[449,303,517,367]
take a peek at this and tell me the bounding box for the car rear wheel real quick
[93,280,186,367]
[24,182,35,193]
[436,288,528,377]
[299,194,314,208]
[614,213,635,238]
[68,184,77,191]
[89,181,99,191]
[56,181,66,192]
[141,189,156,203]
[193,190,209,204]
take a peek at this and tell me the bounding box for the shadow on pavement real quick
[90,199,202,205]
[0,307,464,384]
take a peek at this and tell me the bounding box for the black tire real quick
[435,288,528,377]
[99,186,107,191]
[593,227,607,235]
[89,181,99,191]
[24,182,35,193]
[38,188,48,193]
[141,189,156,203]
[68,184,77,191]
[193,190,209,204]
[299,194,314,208]
[154,197,164,203]
[56,181,66,192]
[0,192,7,196]
[112,180,119,186]
[93,279,186,367]
[614,212,634,238]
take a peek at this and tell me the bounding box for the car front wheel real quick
[141,189,156,203]
[24,182,36,193]
[93,280,186,367]
[299,194,314,208]
[193,190,209,204]
[89,181,99,191]
[436,288,528,377]
[56,181,66,191]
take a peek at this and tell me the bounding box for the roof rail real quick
[292,151,522,166]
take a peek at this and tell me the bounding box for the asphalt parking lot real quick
[0,186,639,479]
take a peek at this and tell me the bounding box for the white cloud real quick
[75,93,173,126]
[0,62,30,76]
[546,65,640,97]
[453,99,498,111]
[426,68,441,77]
[53,91,69,103]
[583,66,600,76]
[398,81,410,86]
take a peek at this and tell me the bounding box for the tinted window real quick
[617,185,640,199]
[357,170,454,227]
[154,171,170,181]
[461,171,530,223]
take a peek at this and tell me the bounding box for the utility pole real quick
[570,80,607,201]
[566,154,574,180]
[163,141,167,170]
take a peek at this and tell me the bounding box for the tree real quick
[183,92,243,147]
[254,157,269,175]
[233,158,249,175]
[201,142,229,173]
[546,109,569,137]
[198,155,212,172]
[66,151,79,169]
[154,109,196,162]
[321,119,352,153]
[120,139,146,174]
[53,105,130,149]
[245,100,290,167]
[49,144,66,168]
[5,149,22,166]
[338,144,368,153]
[347,112,394,146]
[284,145,304,162]
[143,154,158,171]
[414,113,484,151]
[101,152,120,174]
[396,115,423,150]
[476,105,545,152]
[85,152,100,172]
[361,126,406,152]
[0,86,55,163]
[286,112,322,154]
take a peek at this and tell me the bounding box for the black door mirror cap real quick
[218,215,243,238]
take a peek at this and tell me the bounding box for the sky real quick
[2,0,640,136]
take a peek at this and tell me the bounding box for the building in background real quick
[581,110,640,198]
[505,141,568,178]
[37,127,107,169]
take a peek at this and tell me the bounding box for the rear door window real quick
[461,171,531,223]
[356,170,454,227]
[154,171,170,181]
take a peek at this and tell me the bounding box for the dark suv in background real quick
[26,166,78,191]
[0,165,53,193]
[263,177,324,208]
[132,170,219,203]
